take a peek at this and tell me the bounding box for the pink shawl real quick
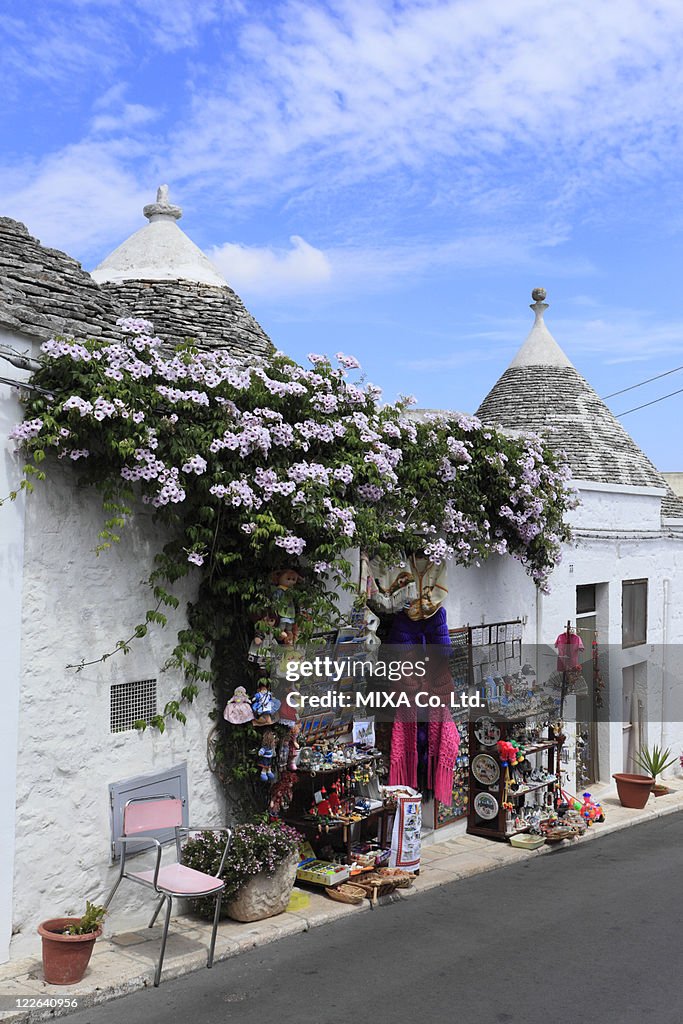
[389,711,460,807]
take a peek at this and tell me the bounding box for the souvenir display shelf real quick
[434,619,524,829]
[466,714,558,842]
[281,759,392,861]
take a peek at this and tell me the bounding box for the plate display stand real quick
[466,715,557,842]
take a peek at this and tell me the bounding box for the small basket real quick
[509,833,545,850]
[373,868,414,888]
[325,883,367,906]
[355,869,414,897]
[543,827,574,843]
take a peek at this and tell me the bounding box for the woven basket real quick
[325,883,367,905]
[355,870,413,897]
[374,868,414,888]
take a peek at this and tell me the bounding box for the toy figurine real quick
[497,739,525,767]
[252,681,281,726]
[257,730,276,782]
[268,771,297,817]
[270,568,304,644]
[248,613,280,670]
[223,686,255,725]
[286,722,302,771]
[580,791,605,825]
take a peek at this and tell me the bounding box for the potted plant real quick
[182,821,302,923]
[632,745,678,796]
[38,901,106,985]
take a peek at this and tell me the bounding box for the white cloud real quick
[209,235,332,295]
[7,0,683,275]
[0,143,149,254]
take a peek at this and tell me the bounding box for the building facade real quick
[2,199,682,963]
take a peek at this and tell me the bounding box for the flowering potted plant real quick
[183,821,302,922]
[38,901,106,985]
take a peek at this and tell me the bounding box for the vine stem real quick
[65,597,167,672]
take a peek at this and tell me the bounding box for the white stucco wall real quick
[0,327,32,964]
[9,469,225,959]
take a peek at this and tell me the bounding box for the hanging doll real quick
[248,613,280,671]
[223,685,255,725]
[252,681,281,726]
[268,771,297,816]
[286,722,302,771]
[257,729,276,782]
[270,568,304,644]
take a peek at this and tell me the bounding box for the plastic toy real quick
[497,739,526,766]
[580,791,605,824]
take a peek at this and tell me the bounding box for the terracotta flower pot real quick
[652,783,672,797]
[226,855,298,922]
[38,918,102,985]
[613,773,654,809]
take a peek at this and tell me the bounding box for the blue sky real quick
[3,0,683,468]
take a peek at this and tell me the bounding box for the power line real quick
[617,385,683,417]
[603,363,683,399]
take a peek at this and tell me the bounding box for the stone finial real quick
[530,286,548,320]
[143,184,182,222]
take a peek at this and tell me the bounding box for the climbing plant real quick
[6,318,577,812]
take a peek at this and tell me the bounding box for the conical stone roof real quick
[91,186,272,360]
[476,289,668,491]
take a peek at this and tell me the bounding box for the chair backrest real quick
[123,796,183,836]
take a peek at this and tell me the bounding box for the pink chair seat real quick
[130,863,225,896]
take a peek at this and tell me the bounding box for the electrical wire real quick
[617,385,683,417]
[603,363,683,399]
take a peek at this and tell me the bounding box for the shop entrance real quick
[622,664,646,774]
[575,585,600,786]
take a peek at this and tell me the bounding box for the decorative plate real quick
[471,753,500,787]
[474,716,501,747]
[474,792,499,821]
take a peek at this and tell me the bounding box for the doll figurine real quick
[270,568,303,644]
[223,686,255,725]
[252,681,281,726]
[286,722,302,771]
[248,614,280,671]
[258,730,276,782]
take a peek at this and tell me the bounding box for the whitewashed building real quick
[0,191,271,963]
[2,193,683,965]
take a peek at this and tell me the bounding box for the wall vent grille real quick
[110,678,157,733]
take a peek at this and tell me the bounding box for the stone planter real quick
[226,855,299,922]
[38,918,102,985]
[613,773,654,809]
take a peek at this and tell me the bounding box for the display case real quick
[466,714,558,842]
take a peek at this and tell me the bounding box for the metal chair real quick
[104,794,232,986]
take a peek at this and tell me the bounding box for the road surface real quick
[68,813,683,1024]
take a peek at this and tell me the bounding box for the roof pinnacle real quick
[530,286,548,322]
[143,184,182,222]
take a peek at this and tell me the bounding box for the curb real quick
[2,792,682,1023]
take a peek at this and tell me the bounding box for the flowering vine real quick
[6,319,577,802]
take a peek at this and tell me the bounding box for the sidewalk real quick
[2,779,682,1022]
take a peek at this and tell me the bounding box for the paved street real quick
[66,813,682,1024]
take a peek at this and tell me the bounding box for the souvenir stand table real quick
[467,713,558,842]
[280,759,393,863]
